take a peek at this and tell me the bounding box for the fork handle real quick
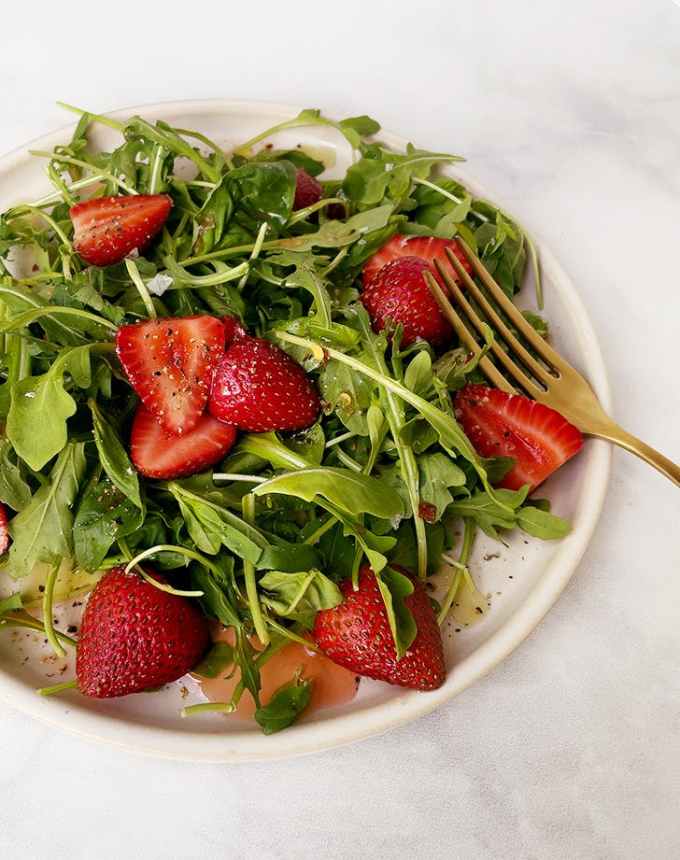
[588,421,680,487]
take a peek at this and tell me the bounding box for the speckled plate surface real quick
[0,100,611,762]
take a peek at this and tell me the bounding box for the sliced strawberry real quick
[454,384,583,491]
[209,336,320,432]
[362,234,472,284]
[293,168,323,211]
[70,194,172,267]
[76,566,210,698]
[0,503,10,555]
[130,405,237,479]
[360,256,453,348]
[116,315,225,436]
[313,565,445,691]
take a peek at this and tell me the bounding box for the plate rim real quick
[0,98,612,762]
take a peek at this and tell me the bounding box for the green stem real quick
[7,205,72,249]
[437,519,477,625]
[302,514,337,546]
[125,258,157,318]
[37,679,78,697]
[242,494,269,646]
[0,614,77,648]
[29,151,138,195]
[56,101,125,131]
[43,563,65,658]
[212,473,267,484]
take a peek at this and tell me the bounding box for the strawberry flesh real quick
[209,336,320,432]
[362,234,472,284]
[293,168,324,211]
[76,566,210,698]
[70,194,172,267]
[130,405,237,479]
[116,315,225,436]
[454,384,583,491]
[0,502,10,555]
[313,565,445,691]
[361,256,453,348]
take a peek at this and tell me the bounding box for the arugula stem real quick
[0,614,77,648]
[437,519,477,625]
[212,473,267,484]
[29,151,138,195]
[302,514,337,545]
[325,430,357,449]
[37,679,78,697]
[43,562,65,658]
[56,101,125,131]
[125,258,157,318]
[6,205,72,249]
[286,197,345,227]
[242,495,269,646]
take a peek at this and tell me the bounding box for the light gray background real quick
[2,1,679,857]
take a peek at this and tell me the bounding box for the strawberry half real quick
[454,384,583,491]
[70,194,172,267]
[360,256,453,348]
[130,405,237,479]
[0,503,10,555]
[116,315,225,436]
[313,565,445,691]
[209,336,320,432]
[293,168,323,211]
[362,234,472,284]
[76,566,210,698]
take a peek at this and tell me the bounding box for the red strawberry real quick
[293,168,323,211]
[130,405,237,479]
[70,194,172,267]
[209,336,320,432]
[361,256,453,348]
[454,384,583,491]
[0,503,10,555]
[313,565,445,691]
[362,234,472,284]
[222,314,246,346]
[116,315,225,436]
[76,566,210,698]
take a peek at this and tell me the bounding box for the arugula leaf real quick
[0,593,22,616]
[7,442,86,579]
[253,467,403,520]
[418,453,467,520]
[193,642,235,678]
[89,399,142,510]
[376,567,417,659]
[227,161,296,228]
[0,439,32,511]
[259,569,342,617]
[254,674,312,735]
[517,506,571,539]
[73,473,144,571]
[6,345,93,471]
[318,359,373,435]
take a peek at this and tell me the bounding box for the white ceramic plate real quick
[0,100,611,762]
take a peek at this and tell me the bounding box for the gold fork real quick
[423,242,680,486]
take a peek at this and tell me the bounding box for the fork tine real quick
[453,239,572,374]
[423,272,515,394]
[442,249,557,387]
[432,261,544,397]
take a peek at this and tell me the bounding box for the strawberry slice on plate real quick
[313,565,445,691]
[130,405,237,479]
[454,384,583,491]
[76,566,210,698]
[70,194,172,267]
[116,315,225,436]
[0,502,10,555]
[362,234,472,284]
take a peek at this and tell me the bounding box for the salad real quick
[0,105,582,735]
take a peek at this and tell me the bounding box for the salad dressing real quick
[195,626,359,718]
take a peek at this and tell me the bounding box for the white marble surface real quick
[2,0,680,857]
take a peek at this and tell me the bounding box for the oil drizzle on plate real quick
[195,626,359,719]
